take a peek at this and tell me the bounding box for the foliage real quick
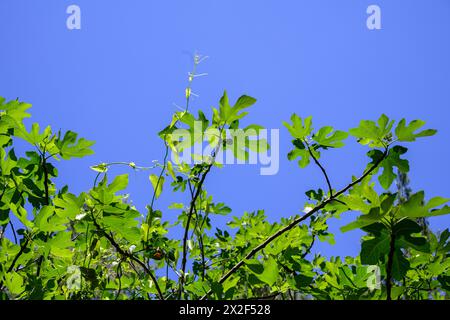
[0,64,449,300]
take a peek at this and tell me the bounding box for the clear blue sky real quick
[1,0,449,258]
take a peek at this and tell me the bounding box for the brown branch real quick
[301,234,316,259]
[36,153,50,277]
[386,230,396,300]
[90,212,164,300]
[7,237,30,273]
[306,142,333,197]
[200,146,388,300]
[179,162,213,297]
[179,128,224,298]
[41,154,50,205]
[144,143,170,265]
[199,233,206,280]
[145,56,199,251]
[115,261,123,300]
[332,198,347,206]
[0,237,30,292]
[189,184,206,280]
[9,221,18,244]
[0,188,31,289]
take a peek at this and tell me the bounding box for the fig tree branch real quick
[179,159,214,296]
[305,141,333,197]
[36,149,51,277]
[90,211,164,300]
[178,125,225,298]
[386,229,396,300]
[200,146,388,300]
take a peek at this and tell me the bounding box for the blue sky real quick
[1,0,449,258]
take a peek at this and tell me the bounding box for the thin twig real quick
[179,163,213,296]
[7,237,30,273]
[301,234,316,259]
[90,211,164,300]
[9,221,18,244]
[179,128,224,298]
[198,233,206,280]
[115,261,123,300]
[145,55,201,256]
[306,141,333,197]
[36,150,51,277]
[200,146,388,300]
[386,229,396,300]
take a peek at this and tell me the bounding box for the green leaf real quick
[166,161,176,179]
[312,126,348,148]
[0,148,17,175]
[380,193,397,213]
[222,276,240,294]
[54,193,85,220]
[246,257,279,286]
[169,111,209,150]
[395,119,436,142]
[216,91,256,125]
[341,207,384,233]
[287,148,310,168]
[34,206,67,232]
[168,203,184,209]
[398,191,450,218]
[108,174,129,193]
[47,232,74,259]
[394,219,429,253]
[0,98,31,128]
[210,203,232,215]
[227,95,256,123]
[90,163,108,173]
[226,127,269,162]
[391,250,410,280]
[349,114,394,148]
[283,114,313,140]
[14,122,50,145]
[293,274,313,289]
[210,282,223,299]
[426,196,450,210]
[150,174,164,199]
[340,194,372,214]
[102,214,141,243]
[360,220,428,280]
[57,131,95,159]
[368,146,409,190]
[360,223,390,265]
[9,203,33,229]
[5,272,25,295]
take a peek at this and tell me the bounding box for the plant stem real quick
[179,162,213,297]
[145,54,201,256]
[36,152,50,277]
[9,221,17,244]
[7,237,30,273]
[301,234,316,259]
[199,233,206,280]
[386,230,396,300]
[179,126,224,298]
[90,211,164,300]
[306,141,333,197]
[200,147,388,300]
